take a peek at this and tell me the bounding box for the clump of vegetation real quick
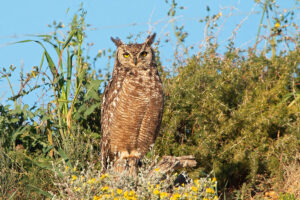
[0,0,299,199]
[50,158,218,200]
[157,47,299,198]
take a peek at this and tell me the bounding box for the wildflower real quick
[214,195,219,200]
[191,186,198,192]
[206,187,215,194]
[31,70,36,78]
[153,189,160,195]
[275,22,280,28]
[154,168,160,172]
[160,192,168,199]
[194,179,200,186]
[87,178,96,184]
[102,185,109,191]
[212,177,217,182]
[74,186,81,192]
[101,173,108,180]
[129,190,136,196]
[117,188,123,195]
[72,175,77,181]
[65,166,69,172]
[170,193,181,200]
[73,167,77,171]
[93,196,100,200]
[218,12,222,16]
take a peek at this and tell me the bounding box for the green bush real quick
[156,48,300,191]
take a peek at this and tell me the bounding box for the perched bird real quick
[100,33,164,175]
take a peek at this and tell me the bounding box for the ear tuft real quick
[111,37,123,47]
[144,33,156,46]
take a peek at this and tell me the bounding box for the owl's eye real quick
[140,51,148,57]
[123,52,130,58]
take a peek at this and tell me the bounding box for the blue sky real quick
[0,0,298,106]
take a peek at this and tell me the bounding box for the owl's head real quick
[111,33,156,68]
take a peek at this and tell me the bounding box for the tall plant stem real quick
[5,75,17,108]
[254,0,268,51]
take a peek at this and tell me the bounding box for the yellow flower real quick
[129,190,136,196]
[218,12,222,16]
[214,195,219,200]
[31,70,36,78]
[154,168,160,172]
[206,187,215,194]
[170,193,181,200]
[87,178,96,184]
[102,185,109,191]
[117,189,123,195]
[74,186,81,192]
[194,179,200,186]
[65,166,69,172]
[275,22,280,28]
[72,175,77,181]
[101,173,108,180]
[160,192,168,199]
[93,196,100,200]
[124,191,128,197]
[191,186,198,192]
[153,189,160,195]
[73,167,77,171]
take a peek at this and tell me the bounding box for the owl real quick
[100,33,164,175]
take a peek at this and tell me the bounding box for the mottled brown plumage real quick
[101,33,164,175]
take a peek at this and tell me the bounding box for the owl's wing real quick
[137,84,164,156]
[100,80,112,169]
[100,70,126,169]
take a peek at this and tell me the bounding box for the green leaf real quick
[84,104,99,118]
[63,30,76,49]
[27,185,52,198]
[14,40,57,78]
[57,148,71,167]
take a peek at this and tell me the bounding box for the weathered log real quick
[148,155,197,177]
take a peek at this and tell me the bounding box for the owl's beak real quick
[133,57,137,66]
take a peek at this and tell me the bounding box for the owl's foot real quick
[114,151,140,177]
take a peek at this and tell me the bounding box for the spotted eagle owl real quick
[100,33,164,175]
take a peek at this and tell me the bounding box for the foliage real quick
[156,48,300,196]
[50,158,218,200]
[0,1,299,199]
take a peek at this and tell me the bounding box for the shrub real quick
[156,48,300,193]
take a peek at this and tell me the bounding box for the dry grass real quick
[282,153,300,198]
